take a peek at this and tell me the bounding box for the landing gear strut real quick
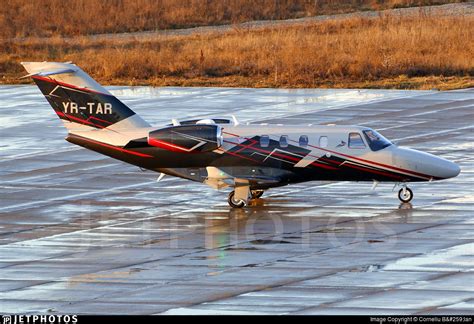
[398,185,413,203]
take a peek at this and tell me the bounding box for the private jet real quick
[21,62,461,208]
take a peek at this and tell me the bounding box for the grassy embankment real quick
[1,0,465,38]
[1,10,472,89]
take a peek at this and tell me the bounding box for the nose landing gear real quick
[398,185,413,203]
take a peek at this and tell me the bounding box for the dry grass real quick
[1,13,473,90]
[0,0,465,38]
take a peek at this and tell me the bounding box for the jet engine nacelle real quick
[148,124,223,153]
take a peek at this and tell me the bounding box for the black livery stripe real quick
[222,132,432,181]
[32,76,136,129]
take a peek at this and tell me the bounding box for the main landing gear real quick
[228,189,265,208]
[398,185,413,203]
[228,191,246,208]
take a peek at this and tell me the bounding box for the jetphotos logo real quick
[1,316,78,324]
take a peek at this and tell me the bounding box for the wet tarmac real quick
[0,86,473,315]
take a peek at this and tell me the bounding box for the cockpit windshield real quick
[362,129,393,151]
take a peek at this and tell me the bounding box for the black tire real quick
[398,187,413,203]
[228,191,246,208]
[251,190,264,199]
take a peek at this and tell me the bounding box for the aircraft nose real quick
[394,148,460,180]
[425,155,460,180]
[440,160,461,179]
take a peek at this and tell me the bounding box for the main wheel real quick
[398,187,413,203]
[228,191,246,208]
[251,190,264,199]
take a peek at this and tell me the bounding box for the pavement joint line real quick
[393,125,474,142]
[252,91,435,124]
[0,180,160,213]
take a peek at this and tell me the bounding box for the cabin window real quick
[348,132,366,149]
[299,135,309,147]
[319,136,328,148]
[260,135,270,148]
[279,135,289,148]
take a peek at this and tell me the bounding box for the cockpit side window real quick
[363,129,393,151]
[348,132,366,149]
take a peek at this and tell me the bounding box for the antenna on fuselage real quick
[231,115,239,126]
[157,173,166,182]
[171,119,181,126]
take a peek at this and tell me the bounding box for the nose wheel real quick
[398,186,413,203]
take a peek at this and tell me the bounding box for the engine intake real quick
[148,124,223,153]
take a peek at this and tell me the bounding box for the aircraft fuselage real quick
[67,123,460,190]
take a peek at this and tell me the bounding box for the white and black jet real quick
[21,62,461,208]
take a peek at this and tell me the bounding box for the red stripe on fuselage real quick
[223,138,338,170]
[147,138,193,153]
[223,132,337,171]
[223,131,433,180]
[307,144,432,180]
[319,157,342,166]
[88,116,113,125]
[222,147,261,163]
[316,156,408,179]
[342,162,405,181]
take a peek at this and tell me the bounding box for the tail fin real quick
[21,62,150,131]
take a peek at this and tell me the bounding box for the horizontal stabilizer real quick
[20,67,77,79]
